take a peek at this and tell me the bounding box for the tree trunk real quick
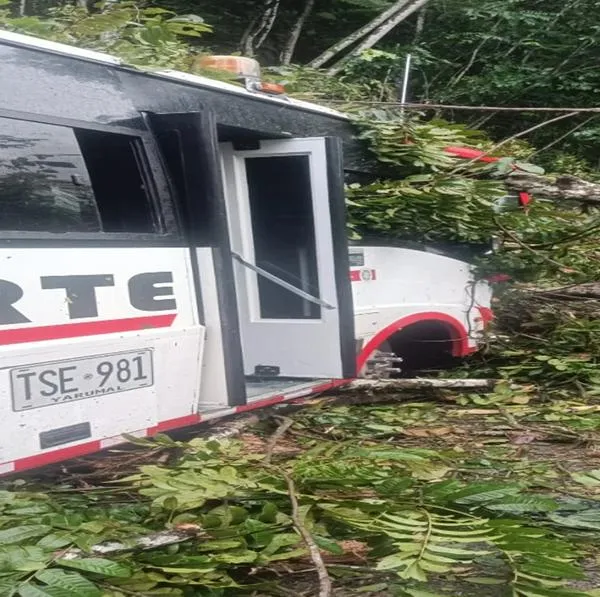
[280,0,316,65]
[327,0,431,75]
[240,0,281,57]
[344,378,498,391]
[536,283,600,300]
[412,4,426,43]
[505,172,600,206]
[307,0,413,69]
[254,0,282,51]
[240,15,261,56]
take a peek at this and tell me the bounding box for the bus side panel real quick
[350,246,489,354]
[0,247,203,465]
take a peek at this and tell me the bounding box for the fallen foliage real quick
[2,395,600,596]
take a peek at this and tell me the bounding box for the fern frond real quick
[326,506,494,581]
[442,482,524,505]
[293,461,391,487]
[485,495,559,514]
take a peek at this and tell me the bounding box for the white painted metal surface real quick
[0,244,493,473]
[349,246,492,358]
[0,248,205,464]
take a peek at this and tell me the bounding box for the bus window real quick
[244,155,320,320]
[0,117,157,234]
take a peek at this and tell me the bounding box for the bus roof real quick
[0,29,348,122]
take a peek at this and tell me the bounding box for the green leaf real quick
[36,535,72,551]
[402,590,445,597]
[313,536,344,555]
[515,161,545,175]
[258,502,278,523]
[570,469,600,487]
[377,553,413,570]
[213,550,258,564]
[519,555,584,580]
[548,510,600,530]
[17,585,60,597]
[261,533,301,557]
[485,496,558,513]
[0,526,52,545]
[56,558,132,578]
[354,448,439,461]
[427,545,487,557]
[448,483,522,505]
[354,583,389,593]
[36,569,101,596]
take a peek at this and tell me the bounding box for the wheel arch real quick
[356,311,473,371]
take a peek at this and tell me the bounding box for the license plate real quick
[10,350,154,412]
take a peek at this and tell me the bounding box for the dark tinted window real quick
[245,155,320,320]
[0,117,156,234]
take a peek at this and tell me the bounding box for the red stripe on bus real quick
[0,314,177,346]
[13,440,103,472]
[147,414,202,434]
[236,395,286,412]
[6,413,199,474]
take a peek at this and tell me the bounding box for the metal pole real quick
[400,53,412,118]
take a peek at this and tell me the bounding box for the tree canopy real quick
[4,0,599,163]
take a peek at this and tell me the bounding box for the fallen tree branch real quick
[534,282,600,300]
[58,525,205,559]
[343,378,498,391]
[204,414,261,439]
[264,416,295,464]
[449,112,579,175]
[528,115,598,158]
[308,0,413,68]
[262,416,331,595]
[282,470,332,597]
[505,172,600,206]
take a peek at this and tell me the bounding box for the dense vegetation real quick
[4,0,600,159]
[1,0,600,595]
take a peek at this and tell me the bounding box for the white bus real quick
[0,31,491,474]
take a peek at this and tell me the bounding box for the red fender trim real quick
[476,306,494,328]
[356,312,474,371]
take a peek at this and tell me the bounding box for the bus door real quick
[219,137,355,398]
